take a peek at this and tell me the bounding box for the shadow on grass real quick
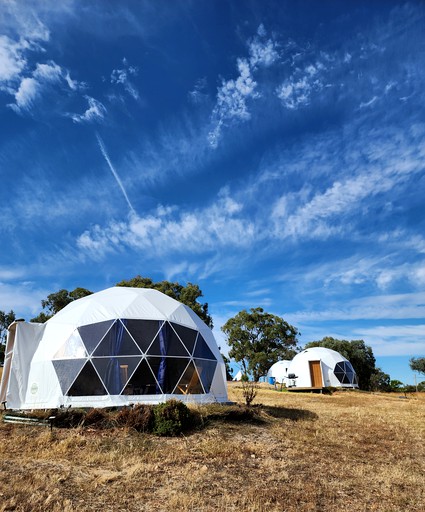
[201,403,318,425]
[259,404,318,422]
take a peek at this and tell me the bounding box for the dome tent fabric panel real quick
[3,287,228,409]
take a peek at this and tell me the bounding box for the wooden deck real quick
[286,387,323,393]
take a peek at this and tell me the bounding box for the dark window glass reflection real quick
[78,320,114,354]
[67,361,107,396]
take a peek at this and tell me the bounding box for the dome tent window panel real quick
[342,374,351,385]
[345,371,354,382]
[194,358,217,393]
[193,334,216,361]
[174,361,204,395]
[67,361,108,396]
[125,319,163,353]
[92,356,142,395]
[125,358,161,395]
[334,372,345,383]
[145,322,190,357]
[52,358,86,395]
[92,320,142,357]
[53,331,88,360]
[147,356,191,394]
[171,322,198,355]
[334,362,346,383]
[78,320,115,355]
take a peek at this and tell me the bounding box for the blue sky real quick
[1,1,425,384]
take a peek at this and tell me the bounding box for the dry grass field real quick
[0,383,424,512]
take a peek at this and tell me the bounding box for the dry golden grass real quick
[0,384,424,512]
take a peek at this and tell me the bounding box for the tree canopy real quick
[0,310,16,344]
[221,307,299,382]
[369,367,391,392]
[0,310,16,362]
[409,357,425,376]
[31,288,93,322]
[304,337,376,390]
[117,275,213,328]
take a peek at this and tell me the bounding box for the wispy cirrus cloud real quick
[208,25,280,148]
[71,96,107,124]
[276,60,326,110]
[290,292,425,324]
[110,58,139,100]
[271,121,425,241]
[77,187,256,258]
[0,12,85,116]
[8,61,70,113]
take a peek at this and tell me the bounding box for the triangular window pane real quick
[52,359,86,394]
[171,323,198,355]
[92,356,142,395]
[334,372,344,383]
[342,374,351,384]
[145,322,189,357]
[125,319,163,353]
[67,361,108,396]
[346,361,355,373]
[147,356,190,394]
[145,336,162,356]
[334,362,345,373]
[174,361,204,395]
[193,334,216,360]
[126,358,160,395]
[53,331,88,360]
[92,320,141,357]
[167,324,191,356]
[194,359,217,393]
[78,320,114,355]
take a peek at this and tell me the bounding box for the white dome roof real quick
[49,287,203,331]
[292,347,350,365]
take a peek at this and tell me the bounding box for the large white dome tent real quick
[286,347,358,389]
[0,287,228,409]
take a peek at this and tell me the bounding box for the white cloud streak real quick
[77,188,254,257]
[111,59,139,100]
[95,133,136,214]
[208,26,280,148]
[71,96,107,124]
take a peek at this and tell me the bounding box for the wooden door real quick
[309,360,323,387]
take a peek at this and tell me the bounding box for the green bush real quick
[153,399,193,436]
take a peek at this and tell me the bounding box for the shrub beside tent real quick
[0,287,228,410]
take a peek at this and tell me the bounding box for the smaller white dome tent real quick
[286,347,358,389]
[232,370,243,381]
[0,287,228,409]
[267,360,292,384]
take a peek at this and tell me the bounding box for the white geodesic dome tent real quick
[267,360,292,384]
[0,287,228,410]
[286,347,358,389]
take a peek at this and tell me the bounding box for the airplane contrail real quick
[95,132,136,214]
